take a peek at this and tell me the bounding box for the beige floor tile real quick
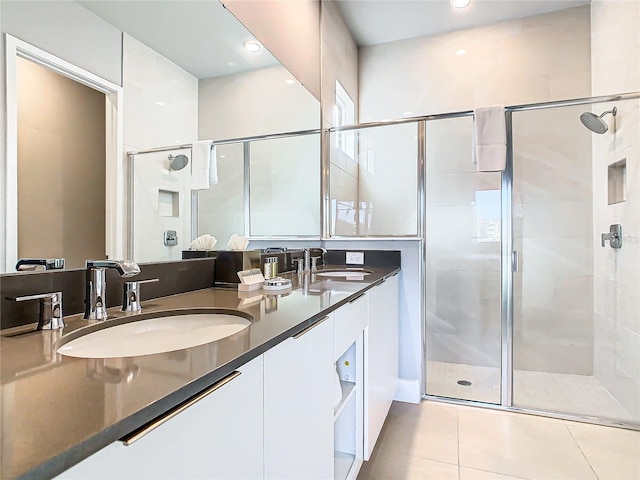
[565,421,640,480]
[459,466,528,480]
[375,401,459,465]
[358,450,459,480]
[458,407,597,479]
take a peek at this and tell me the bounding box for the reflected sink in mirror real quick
[315,269,373,279]
[57,311,251,359]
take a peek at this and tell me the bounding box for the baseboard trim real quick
[394,378,421,404]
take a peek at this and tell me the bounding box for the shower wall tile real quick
[591,1,639,417]
[359,6,591,122]
[513,340,593,376]
[591,0,640,96]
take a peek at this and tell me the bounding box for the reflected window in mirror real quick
[335,81,355,160]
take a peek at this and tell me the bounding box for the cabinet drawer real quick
[334,292,368,360]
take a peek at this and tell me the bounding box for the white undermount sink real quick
[315,269,372,279]
[57,312,251,359]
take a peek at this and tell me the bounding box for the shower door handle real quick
[511,251,519,273]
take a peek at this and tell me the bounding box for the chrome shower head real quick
[580,106,617,134]
[168,153,189,171]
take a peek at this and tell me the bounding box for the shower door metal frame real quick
[420,91,640,430]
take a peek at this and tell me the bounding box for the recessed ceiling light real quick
[227,61,236,66]
[456,48,467,55]
[220,155,226,158]
[403,111,412,116]
[285,79,296,85]
[156,101,165,106]
[243,41,262,53]
[450,0,471,8]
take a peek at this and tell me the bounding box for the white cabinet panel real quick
[264,315,335,480]
[334,293,368,361]
[59,355,264,479]
[364,274,399,459]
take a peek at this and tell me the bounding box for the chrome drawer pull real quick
[120,370,242,446]
[348,293,366,304]
[293,315,330,339]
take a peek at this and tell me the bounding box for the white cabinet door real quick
[264,314,335,480]
[364,274,399,459]
[59,355,264,479]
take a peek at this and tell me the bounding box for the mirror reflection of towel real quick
[473,106,506,172]
[191,141,218,189]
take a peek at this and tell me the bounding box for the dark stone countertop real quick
[0,265,399,479]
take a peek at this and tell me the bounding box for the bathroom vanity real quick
[0,265,399,480]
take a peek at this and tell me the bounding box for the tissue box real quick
[214,250,261,285]
[182,250,217,259]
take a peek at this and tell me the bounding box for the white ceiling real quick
[79,0,592,78]
[78,0,280,79]
[333,0,591,46]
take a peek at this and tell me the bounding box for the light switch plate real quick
[346,251,364,265]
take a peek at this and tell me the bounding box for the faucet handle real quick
[310,256,321,272]
[293,258,304,274]
[122,279,159,313]
[11,292,64,330]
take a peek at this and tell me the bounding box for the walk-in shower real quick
[423,93,639,428]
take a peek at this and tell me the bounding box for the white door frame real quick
[3,34,124,271]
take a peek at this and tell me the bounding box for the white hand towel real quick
[191,140,212,189]
[473,106,507,172]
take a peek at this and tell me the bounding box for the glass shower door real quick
[424,116,503,404]
[511,99,639,423]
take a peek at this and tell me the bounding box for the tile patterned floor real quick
[426,361,634,421]
[357,401,640,480]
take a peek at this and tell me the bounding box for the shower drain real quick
[457,380,472,386]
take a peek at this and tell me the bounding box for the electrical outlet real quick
[346,251,364,265]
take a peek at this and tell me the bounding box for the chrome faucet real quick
[84,260,140,320]
[302,247,327,272]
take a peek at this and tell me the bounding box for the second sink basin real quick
[57,311,251,359]
[315,269,372,279]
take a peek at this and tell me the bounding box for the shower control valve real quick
[601,224,622,249]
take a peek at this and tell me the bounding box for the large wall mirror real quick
[1,0,320,272]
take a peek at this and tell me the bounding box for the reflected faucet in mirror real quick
[15,258,65,272]
[84,260,141,320]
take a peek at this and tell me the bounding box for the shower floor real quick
[426,360,635,422]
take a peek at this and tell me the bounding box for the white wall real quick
[223,0,321,101]
[123,34,198,262]
[591,0,640,419]
[0,1,122,85]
